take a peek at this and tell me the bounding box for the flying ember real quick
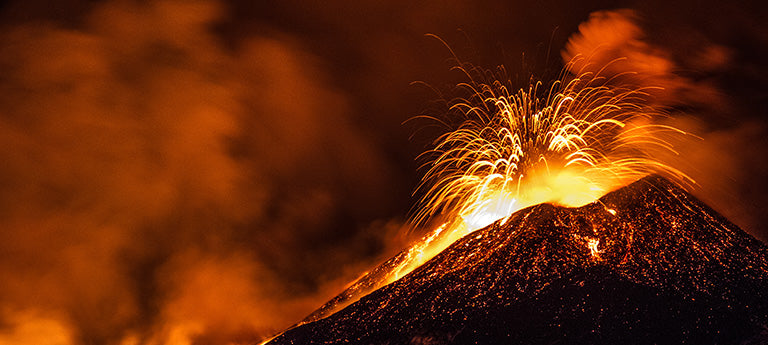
[386,56,694,287]
[303,57,696,322]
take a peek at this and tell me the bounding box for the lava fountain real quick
[382,56,694,287]
[300,56,695,324]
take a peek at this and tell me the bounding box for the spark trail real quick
[390,57,693,294]
[304,57,694,322]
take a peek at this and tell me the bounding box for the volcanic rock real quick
[266,175,768,344]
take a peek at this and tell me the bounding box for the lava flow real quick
[299,58,694,324]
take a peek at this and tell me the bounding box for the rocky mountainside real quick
[266,175,768,344]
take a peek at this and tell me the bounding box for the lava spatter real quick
[301,61,698,322]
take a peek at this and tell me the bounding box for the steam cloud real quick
[0,0,402,344]
[562,9,768,242]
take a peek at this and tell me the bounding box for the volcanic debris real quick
[267,176,768,344]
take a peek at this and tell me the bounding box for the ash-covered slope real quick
[267,176,768,344]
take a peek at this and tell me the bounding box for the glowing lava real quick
[271,175,768,345]
[586,237,603,258]
[381,58,693,289]
[302,59,695,323]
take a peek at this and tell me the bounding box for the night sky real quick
[0,0,766,344]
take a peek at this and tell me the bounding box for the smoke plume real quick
[0,0,400,344]
[2,2,767,345]
[562,9,768,242]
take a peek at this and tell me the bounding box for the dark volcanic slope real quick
[267,176,768,344]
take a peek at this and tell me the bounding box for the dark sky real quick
[0,0,766,344]
[221,0,768,239]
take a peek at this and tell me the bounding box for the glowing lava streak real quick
[381,58,692,287]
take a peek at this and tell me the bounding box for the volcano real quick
[265,175,768,344]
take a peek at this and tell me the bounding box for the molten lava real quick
[268,176,768,344]
[404,57,694,287]
[302,59,694,322]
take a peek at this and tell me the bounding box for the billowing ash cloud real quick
[0,0,403,344]
[561,9,768,242]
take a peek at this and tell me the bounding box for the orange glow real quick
[372,57,693,292]
[586,237,603,258]
[0,311,74,345]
